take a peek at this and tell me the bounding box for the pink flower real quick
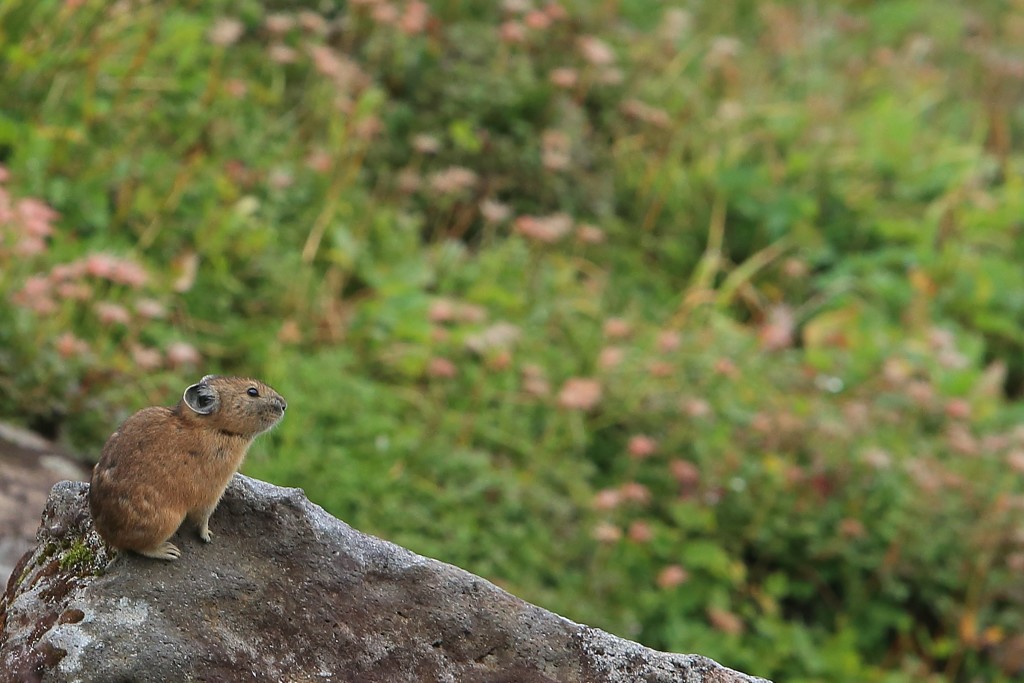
[55,333,89,359]
[680,397,711,419]
[18,275,51,300]
[945,398,971,420]
[499,21,526,44]
[464,322,520,354]
[236,71,274,95]
[133,299,164,321]
[838,518,866,539]
[428,166,477,195]
[591,522,621,544]
[50,261,86,281]
[524,9,551,30]
[575,224,605,244]
[16,198,59,236]
[55,282,92,301]
[166,342,202,368]
[428,298,487,324]
[426,357,458,379]
[209,18,244,46]
[84,253,117,279]
[557,378,602,410]
[297,10,328,34]
[399,1,429,35]
[95,301,132,325]
[592,488,621,511]
[657,330,681,353]
[514,213,572,243]
[268,168,294,189]
[522,364,550,397]
[906,380,935,408]
[501,0,531,12]
[670,459,700,487]
[131,346,163,371]
[620,481,651,505]
[597,346,624,370]
[627,435,658,459]
[486,350,512,371]
[620,99,671,128]
[657,564,690,589]
[648,360,673,378]
[707,607,744,635]
[544,2,568,21]
[541,130,571,171]
[13,276,56,314]
[306,149,334,173]
[372,3,399,24]
[603,317,632,339]
[396,168,422,194]
[549,67,578,89]
[758,305,796,351]
[15,236,47,255]
[264,13,295,35]
[109,259,149,288]
[308,47,368,90]
[578,36,616,65]
[479,199,511,223]
[713,357,739,378]
[1007,450,1024,474]
[428,298,457,323]
[268,44,299,64]
[861,448,892,470]
[411,134,441,154]
[628,520,653,543]
[0,165,10,183]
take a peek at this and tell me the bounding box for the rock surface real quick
[0,423,88,584]
[1,475,770,683]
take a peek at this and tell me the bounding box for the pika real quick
[89,375,286,561]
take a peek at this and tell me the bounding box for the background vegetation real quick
[2,1,1024,680]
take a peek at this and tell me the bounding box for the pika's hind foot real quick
[139,541,181,561]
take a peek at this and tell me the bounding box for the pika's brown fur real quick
[89,375,286,561]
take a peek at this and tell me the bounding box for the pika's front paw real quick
[198,525,213,543]
[139,541,181,561]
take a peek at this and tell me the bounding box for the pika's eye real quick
[247,387,259,397]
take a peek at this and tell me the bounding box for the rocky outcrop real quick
[1,475,769,683]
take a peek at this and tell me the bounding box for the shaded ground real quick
[0,423,87,585]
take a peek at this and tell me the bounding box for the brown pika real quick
[89,375,287,561]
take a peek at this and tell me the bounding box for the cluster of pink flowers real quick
[512,213,604,245]
[344,0,431,35]
[1,167,200,369]
[12,252,150,317]
[498,1,568,43]
[0,170,59,257]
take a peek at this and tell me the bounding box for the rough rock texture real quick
[1,475,770,683]
[0,423,88,583]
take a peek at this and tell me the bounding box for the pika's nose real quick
[274,396,287,412]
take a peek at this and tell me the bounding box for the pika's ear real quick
[183,382,219,415]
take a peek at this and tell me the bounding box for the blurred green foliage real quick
[2,1,1024,680]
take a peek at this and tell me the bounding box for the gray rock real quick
[1,475,770,683]
[0,423,88,584]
